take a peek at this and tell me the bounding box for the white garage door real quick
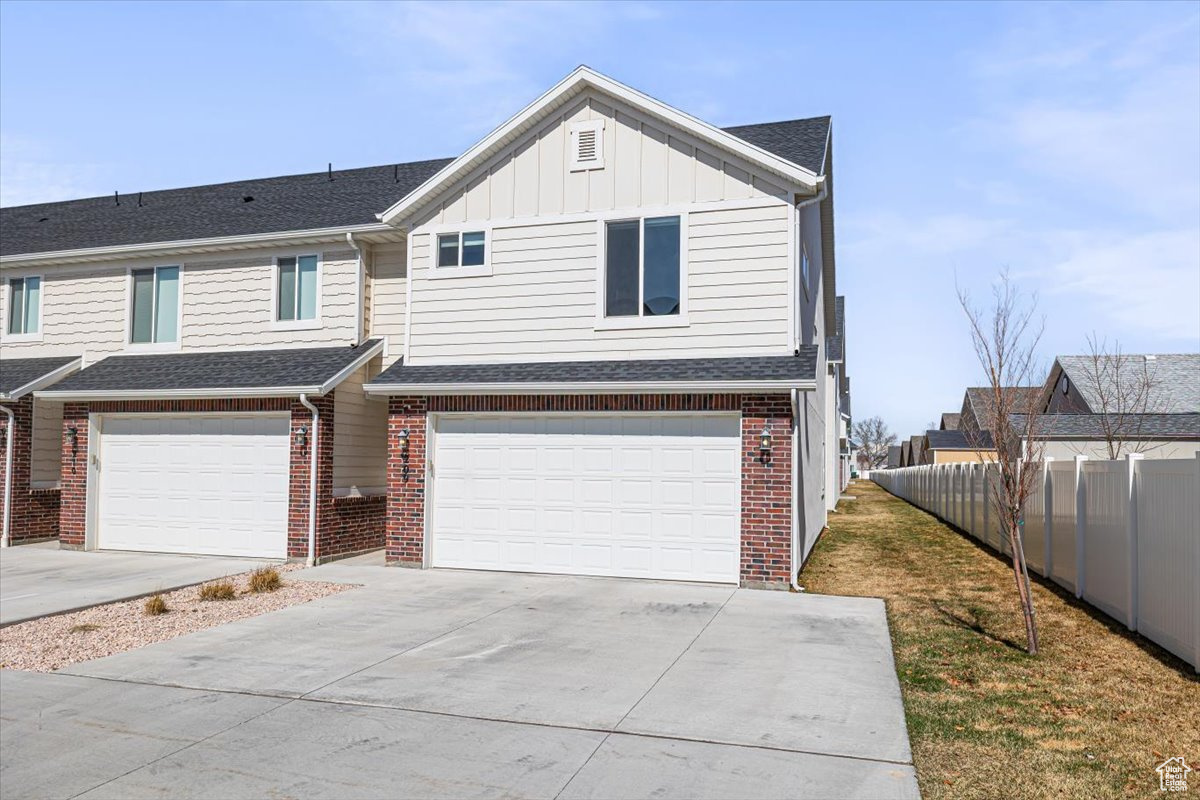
[97,414,290,558]
[431,414,741,583]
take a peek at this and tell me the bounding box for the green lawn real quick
[801,479,1199,799]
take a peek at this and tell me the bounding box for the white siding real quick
[1040,440,1200,460]
[0,247,359,361]
[333,362,388,494]
[414,91,787,228]
[409,204,791,363]
[368,242,407,356]
[30,397,63,486]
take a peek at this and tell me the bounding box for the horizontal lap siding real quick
[332,363,388,493]
[30,398,63,485]
[369,242,407,355]
[409,204,790,362]
[1,249,359,361]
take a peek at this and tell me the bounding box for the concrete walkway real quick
[0,544,272,626]
[2,564,918,799]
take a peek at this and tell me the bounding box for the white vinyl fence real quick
[874,455,1200,670]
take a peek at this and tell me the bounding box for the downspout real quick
[298,393,320,567]
[790,388,802,590]
[791,179,828,352]
[1,404,13,548]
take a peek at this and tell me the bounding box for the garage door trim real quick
[426,410,743,582]
[87,411,291,555]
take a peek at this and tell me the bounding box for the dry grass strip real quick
[802,479,1199,799]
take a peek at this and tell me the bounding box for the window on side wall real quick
[603,215,682,320]
[6,275,41,337]
[130,266,179,345]
[276,255,319,323]
[436,231,487,269]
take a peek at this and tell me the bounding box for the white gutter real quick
[0,358,83,401]
[0,404,12,548]
[364,379,818,396]
[790,388,802,591]
[790,180,828,353]
[1,223,394,268]
[298,393,320,567]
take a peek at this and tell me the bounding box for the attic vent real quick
[242,196,255,203]
[569,119,605,172]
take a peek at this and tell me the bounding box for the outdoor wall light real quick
[294,425,308,449]
[398,429,411,479]
[759,427,773,462]
[66,425,79,456]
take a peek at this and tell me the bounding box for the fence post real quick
[968,463,975,535]
[1125,453,1142,631]
[1194,452,1200,672]
[1043,457,1053,578]
[1074,455,1088,600]
[982,464,990,546]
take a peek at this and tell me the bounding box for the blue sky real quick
[2,1,1197,436]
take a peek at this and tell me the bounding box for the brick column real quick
[58,402,89,548]
[386,396,428,566]
[740,394,794,588]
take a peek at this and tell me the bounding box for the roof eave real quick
[0,357,83,401]
[364,378,817,396]
[0,223,394,268]
[378,66,820,228]
[33,386,325,402]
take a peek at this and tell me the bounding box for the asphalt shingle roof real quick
[40,340,380,396]
[966,386,1043,430]
[370,350,819,388]
[886,445,902,468]
[1,119,832,257]
[940,413,961,431]
[1011,413,1200,439]
[908,435,925,463]
[0,355,80,399]
[1055,354,1200,414]
[925,428,993,450]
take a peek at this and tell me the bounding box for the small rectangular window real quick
[277,255,318,322]
[7,276,41,335]
[436,231,486,269]
[130,266,179,344]
[604,216,681,319]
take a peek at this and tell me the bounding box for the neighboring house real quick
[907,434,925,467]
[885,445,902,469]
[939,412,960,430]
[1041,353,1199,415]
[958,386,1041,446]
[1012,413,1200,460]
[826,296,851,500]
[0,67,846,589]
[920,428,994,464]
[900,440,911,467]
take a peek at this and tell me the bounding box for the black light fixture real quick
[759,427,772,462]
[66,425,79,459]
[294,425,308,449]
[398,429,411,479]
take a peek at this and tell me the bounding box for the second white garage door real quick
[430,414,741,583]
[97,414,290,558]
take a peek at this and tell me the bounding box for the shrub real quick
[247,566,282,594]
[143,594,169,616]
[198,580,236,601]
[69,623,101,633]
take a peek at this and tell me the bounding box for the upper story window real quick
[603,215,682,320]
[276,255,319,323]
[130,266,179,345]
[6,275,41,337]
[437,231,486,268]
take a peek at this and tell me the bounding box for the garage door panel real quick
[431,414,740,583]
[98,414,289,558]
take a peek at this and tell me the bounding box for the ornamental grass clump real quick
[247,566,282,594]
[198,580,236,601]
[143,594,168,616]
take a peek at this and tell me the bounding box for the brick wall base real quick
[59,396,384,560]
[385,393,795,587]
[0,396,62,544]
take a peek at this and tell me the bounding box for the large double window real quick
[6,276,41,337]
[130,266,179,345]
[604,215,681,319]
[276,255,319,323]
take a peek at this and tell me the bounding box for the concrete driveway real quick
[1,563,918,799]
[0,543,271,626]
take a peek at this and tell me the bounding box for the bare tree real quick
[957,271,1046,655]
[852,416,897,469]
[1070,334,1170,459]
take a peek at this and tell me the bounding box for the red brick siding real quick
[385,393,795,587]
[57,395,383,560]
[0,396,61,543]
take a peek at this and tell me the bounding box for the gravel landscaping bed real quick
[0,564,353,673]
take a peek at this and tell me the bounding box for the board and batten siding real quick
[332,362,388,494]
[0,248,360,361]
[408,202,792,363]
[367,242,407,357]
[414,90,787,227]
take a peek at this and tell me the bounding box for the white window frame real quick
[125,265,183,351]
[594,211,689,331]
[271,253,323,331]
[428,224,492,279]
[569,118,605,172]
[2,273,44,343]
